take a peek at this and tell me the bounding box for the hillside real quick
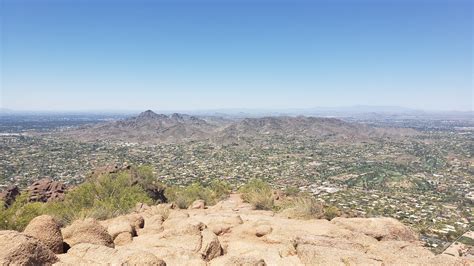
[1,194,469,265]
[60,110,217,144]
[215,116,370,144]
[57,110,418,144]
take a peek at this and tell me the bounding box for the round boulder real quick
[0,230,58,265]
[23,215,64,254]
[62,218,114,248]
[114,232,133,246]
[124,213,145,232]
[107,220,134,239]
[117,250,166,266]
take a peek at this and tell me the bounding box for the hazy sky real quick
[1,0,472,111]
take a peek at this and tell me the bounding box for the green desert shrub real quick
[0,193,45,231]
[131,165,167,202]
[50,172,152,223]
[165,183,204,209]
[208,179,232,201]
[165,180,231,209]
[0,171,153,230]
[0,202,7,229]
[135,165,162,189]
[136,165,155,183]
[239,179,274,210]
[323,205,342,221]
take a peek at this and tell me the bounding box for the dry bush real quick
[239,179,274,210]
[279,196,324,219]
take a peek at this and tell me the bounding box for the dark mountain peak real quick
[171,113,185,120]
[138,109,157,117]
[136,110,166,120]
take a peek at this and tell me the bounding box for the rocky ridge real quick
[58,110,418,144]
[0,185,19,207]
[27,178,67,203]
[0,194,469,265]
[61,110,216,144]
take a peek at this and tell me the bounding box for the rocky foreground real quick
[0,194,470,265]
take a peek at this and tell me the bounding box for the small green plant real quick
[323,205,341,220]
[239,179,274,210]
[0,202,7,229]
[208,179,232,201]
[165,183,204,209]
[165,180,231,209]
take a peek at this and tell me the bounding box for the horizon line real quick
[1,105,472,114]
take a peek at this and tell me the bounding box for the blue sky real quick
[1,0,472,111]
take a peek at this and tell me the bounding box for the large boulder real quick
[125,213,145,232]
[57,243,116,264]
[117,250,167,266]
[101,213,144,237]
[331,217,418,241]
[205,215,243,236]
[23,215,64,254]
[106,219,135,239]
[0,230,58,265]
[57,243,166,265]
[199,229,223,261]
[0,185,19,208]
[296,243,382,265]
[138,214,165,235]
[62,218,114,248]
[114,232,133,246]
[27,178,66,203]
[137,203,174,220]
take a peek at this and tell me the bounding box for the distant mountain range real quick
[60,110,217,143]
[58,110,418,144]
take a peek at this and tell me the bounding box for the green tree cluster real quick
[0,170,152,231]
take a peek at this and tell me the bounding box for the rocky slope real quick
[61,110,217,144]
[1,194,469,265]
[212,116,417,144]
[57,110,418,144]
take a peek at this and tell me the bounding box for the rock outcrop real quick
[58,194,470,265]
[0,185,19,208]
[0,194,470,265]
[23,215,64,254]
[62,218,114,248]
[27,178,66,203]
[0,230,58,265]
[56,243,166,265]
[331,217,418,241]
[99,213,145,246]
